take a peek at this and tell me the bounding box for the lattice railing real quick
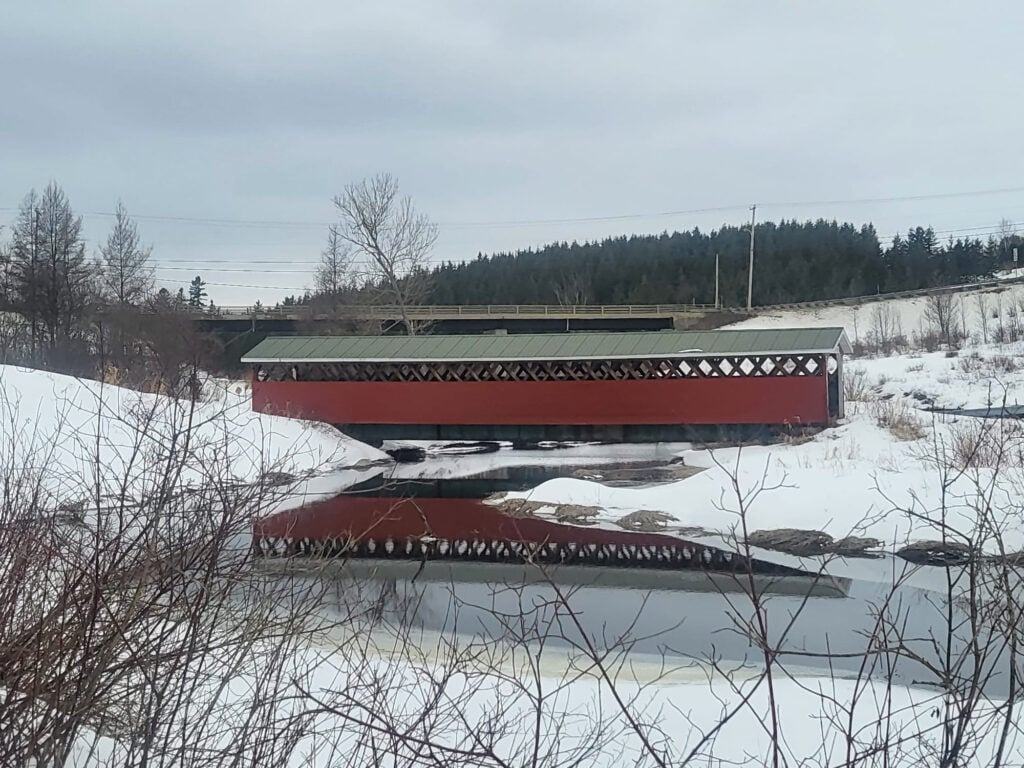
[255,354,830,383]
[254,532,812,575]
[254,532,765,572]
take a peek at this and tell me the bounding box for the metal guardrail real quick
[205,303,718,319]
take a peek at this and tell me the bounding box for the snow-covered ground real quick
[10,287,1024,765]
[492,285,1024,561]
[0,365,386,507]
[498,409,1019,557]
[728,281,1024,347]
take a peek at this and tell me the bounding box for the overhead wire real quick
[2,183,1024,232]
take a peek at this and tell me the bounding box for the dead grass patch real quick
[488,498,548,518]
[551,504,602,525]
[870,398,927,441]
[843,367,871,402]
[615,510,675,532]
[949,421,1024,468]
[990,354,1019,373]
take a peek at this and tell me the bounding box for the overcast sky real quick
[2,1,1023,304]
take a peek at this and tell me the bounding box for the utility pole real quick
[746,204,757,311]
[714,252,720,309]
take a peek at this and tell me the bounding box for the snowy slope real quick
[0,365,386,506]
[499,411,1016,553]
[727,282,1024,345]
[496,284,1024,557]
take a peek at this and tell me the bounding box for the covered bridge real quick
[242,327,850,443]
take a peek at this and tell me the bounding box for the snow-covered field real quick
[0,365,386,507]
[728,280,1024,345]
[494,285,1024,562]
[8,281,1024,766]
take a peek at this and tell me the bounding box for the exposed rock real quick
[385,447,426,463]
[906,390,935,407]
[615,510,675,532]
[897,540,972,566]
[551,504,602,525]
[570,462,700,485]
[831,536,883,556]
[747,528,834,557]
[260,471,299,488]
[489,498,548,518]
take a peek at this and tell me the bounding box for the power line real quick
[153,266,313,274]
[157,277,309,291]
[763,186,1024,209]
[3,184,1024,232]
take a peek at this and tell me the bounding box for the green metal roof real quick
[242,328,850,363]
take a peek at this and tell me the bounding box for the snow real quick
[492,289,1024,559]
[497,411,1015,556]
[0,365,386,507]
[726,281,1024,347]
[59,613,1024,767]
[13,288,1024,765]
[850,346,1024,410]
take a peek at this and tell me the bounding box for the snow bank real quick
[500,405,1021,556]
[483,288,1018,557]
[726,282,1024,346]
[0,365,386,505]
[61,643,1024,767]
[849,345,1024,409]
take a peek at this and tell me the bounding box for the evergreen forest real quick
[426,220,1020,307]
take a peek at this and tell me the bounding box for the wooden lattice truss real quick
[253,532,804,575]
[256,354,835,383]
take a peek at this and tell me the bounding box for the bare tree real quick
[100,201,153,306]
[553,271,592,307]
[868,302,904,355]
[332,173,437,335]
[316,225,352,298]
[8,189,45,360]
[924,293,963,349]
[37,182,91,353]
[975,293,991,344]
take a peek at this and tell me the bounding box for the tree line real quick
[0,182,215,382]
[298,180,1023,321]
[425,220,1021,307]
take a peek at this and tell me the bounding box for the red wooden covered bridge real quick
[242,327,850,443]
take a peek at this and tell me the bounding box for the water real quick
[259,447,1013,695]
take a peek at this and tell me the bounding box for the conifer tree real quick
[188,276,207,308]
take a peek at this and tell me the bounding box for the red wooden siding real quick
[252,377,829,426]
[257,495,697,550]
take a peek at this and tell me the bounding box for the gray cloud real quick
[1,1,1023,303]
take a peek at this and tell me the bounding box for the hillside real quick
[426,220,1017,307]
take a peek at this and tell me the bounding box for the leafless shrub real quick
[975,293,991,344]
[991,354,1019,373]
[913,325,942,352]
[946,417,1024,469]
[0,376,352,766]
[843,366,871,402]
[870,397,927,440]
[959,351,984,374]
[924,293,965,349]
[866,303,908,356]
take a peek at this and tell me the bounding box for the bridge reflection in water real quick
[254,470,850,598]
[251,465,999,693]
